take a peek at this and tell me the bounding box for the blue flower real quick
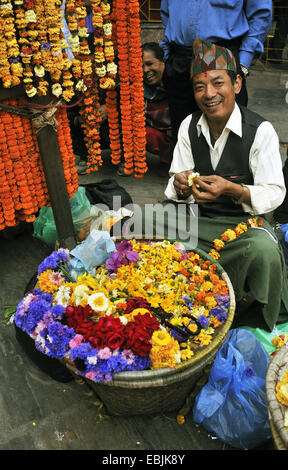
[197,315,210,328]
[44,322,76,358]
[37,249,70,275]
[21,297,52,334]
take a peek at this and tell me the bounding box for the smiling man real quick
[164,38,288,331]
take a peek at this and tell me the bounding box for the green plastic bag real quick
[241,322,288,355]
[33,187,92,246]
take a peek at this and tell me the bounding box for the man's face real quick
[192,69,242,124]
[143,50,165,86]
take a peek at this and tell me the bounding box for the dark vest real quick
[188,105,265,218]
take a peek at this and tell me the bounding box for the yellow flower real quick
[151,329,172,347]
[180,349,194,360]
[177,414,185,425]
[38,269,60,294]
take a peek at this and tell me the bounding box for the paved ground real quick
[0,63,287,452]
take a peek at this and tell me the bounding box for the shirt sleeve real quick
[242,121,286,215]
[239,0,272,68]
[160,0,170,60]
[164,116,195,202]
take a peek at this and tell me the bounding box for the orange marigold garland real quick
[114,0,134,175]
[0,99,78,229]
[79,87,103,172]
[106,88,122,165]
[208,217,264,260]
[127,0,147,178]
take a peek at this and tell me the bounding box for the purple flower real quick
[215,293,230,305]
[105,240,139,272]
[183,295,193,309]
[40,42,51,50]
[197,315,210,329]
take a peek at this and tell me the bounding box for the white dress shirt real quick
[165,104,286,216]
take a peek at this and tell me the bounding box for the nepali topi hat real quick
[191,37,237,77]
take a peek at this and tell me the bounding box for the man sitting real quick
[142,42,174,177]
[164,38,288,331]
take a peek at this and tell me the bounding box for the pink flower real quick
[97,347,112,360]
[69,334,83,349]
[85,371,96,380]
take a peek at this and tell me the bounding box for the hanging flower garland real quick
[0,0,23,88]
[99,1,121,165]
[0,99,78,229]
[127,0,147,178]
[106,88,122,165]
[208,217,264,260]
[114,0,134,175]
[79,86,103,172]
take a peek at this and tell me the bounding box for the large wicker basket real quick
[266,344,288,450]
[63,247,236,416]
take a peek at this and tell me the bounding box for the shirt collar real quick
[196,103,242,139]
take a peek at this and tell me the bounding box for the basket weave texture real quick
[64,247,236,416]
[266,344,288,450]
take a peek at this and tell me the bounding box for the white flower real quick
[88,292,109,312]
[78,26,89,38]
[106,62,117,75]
[174,350,181,364]
[54,285,71,307]
[119,316,128,326]
[75,79,87,92]
[25,9,36,22]
[188,172,200,187]
[34,65,45,77]
[52,83,62,97]
[103,23,112,36]
[87,356,98,365]
[95,65,106,77]
[74,285,90,306]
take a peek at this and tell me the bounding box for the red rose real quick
[124,323,152,357]
[133,312,160,336]
[106,331,125,350]
[124,297,151,314]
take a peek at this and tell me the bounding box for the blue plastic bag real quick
[193,329,271,449]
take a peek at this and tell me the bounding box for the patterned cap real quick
[191,38,237,77]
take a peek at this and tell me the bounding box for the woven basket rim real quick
[266,344,288,449]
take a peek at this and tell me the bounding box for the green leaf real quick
[3,306,17,319]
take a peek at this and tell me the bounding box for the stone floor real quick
[0,64,287,451]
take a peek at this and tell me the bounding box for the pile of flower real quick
[14,239,230,383]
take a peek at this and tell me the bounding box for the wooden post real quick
[0,86,77,250]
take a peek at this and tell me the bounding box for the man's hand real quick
[173,170,193,198]
[192,175,228,203]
